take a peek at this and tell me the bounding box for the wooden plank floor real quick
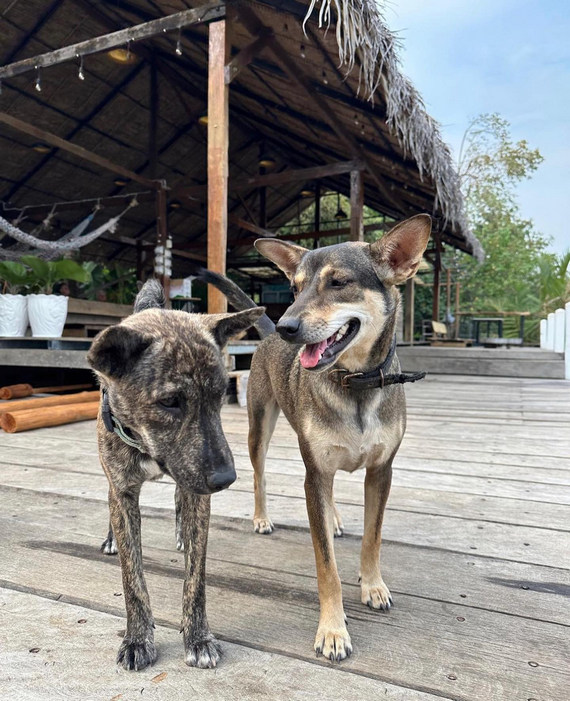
[1,374,569,700]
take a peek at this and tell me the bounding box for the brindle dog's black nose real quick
[276,317,301,340]
[206,468,236,492]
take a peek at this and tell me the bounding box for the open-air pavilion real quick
[0,2,568,700]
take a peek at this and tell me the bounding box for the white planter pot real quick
[0,294,28,337]
[27,294,68,338]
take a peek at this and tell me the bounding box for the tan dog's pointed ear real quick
[369,214,432,285]
[206,307,266,349]
[254,239,308,279]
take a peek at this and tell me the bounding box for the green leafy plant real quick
[0,261,30,294]
[21,256,91,294]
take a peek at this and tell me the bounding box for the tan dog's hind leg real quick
[301,442,351,661]
[332,495,344,538]
[248,392,280,534]
[360,461,393,610]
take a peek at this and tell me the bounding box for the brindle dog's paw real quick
[361,579,393,611]
[117,636,157,671]
[184,637,222,669]
[314,625,352,662]
[253,517,274,535]
[176,534,184,551]
[101,535,118,555]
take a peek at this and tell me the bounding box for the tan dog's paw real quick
[333,513,344,538]
[314,625,352,662]
[361,578,393,611]
[253,517,274,534]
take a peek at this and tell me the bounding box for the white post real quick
[546,312,555,350]
[540,319,547,348]
[565,302,570,380]
[554,308,565,353]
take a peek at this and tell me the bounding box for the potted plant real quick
[0,261,29,337]
[22,256,91,337]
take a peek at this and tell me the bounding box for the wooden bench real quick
[427,320,471,347]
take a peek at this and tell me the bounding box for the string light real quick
[77,54,85,81]
[175,28,182,56]
[34,66,41,92]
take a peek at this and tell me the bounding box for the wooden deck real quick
[1,374,569,700]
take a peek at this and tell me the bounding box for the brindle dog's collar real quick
[101,389,145,453]
[329,336,427,390]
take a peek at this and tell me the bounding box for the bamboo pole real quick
[1,402,99,433]
[0,382,93,399]
[0,391,99,415]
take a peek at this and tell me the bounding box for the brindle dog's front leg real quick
[300,441,352,662]
[360,460,394,610]
[179,489,221,668]
[108,484,157,671]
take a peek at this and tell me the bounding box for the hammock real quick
[0,200,137,260]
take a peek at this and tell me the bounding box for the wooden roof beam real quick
[225,32,273,84]
[0,2,226,80]
[0,112,159,190]
[235,5,407,215]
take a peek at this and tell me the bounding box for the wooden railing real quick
[540,302,570,379]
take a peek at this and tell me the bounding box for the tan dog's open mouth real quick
[299,319,360,370]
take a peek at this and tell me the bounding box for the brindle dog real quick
[198,214,431,662]
[87,280,264,671]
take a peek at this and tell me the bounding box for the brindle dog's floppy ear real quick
[254,239,308,279]
[134,278,166,313]
[369,214,432,285]
[207,307,266,349]
[87,325,153,378]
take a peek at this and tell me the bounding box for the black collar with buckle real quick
[101,389,145,453]
[329,336,426,390]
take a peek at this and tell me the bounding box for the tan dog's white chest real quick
[306,407,404,473]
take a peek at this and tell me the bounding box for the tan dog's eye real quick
[330,278,349,288]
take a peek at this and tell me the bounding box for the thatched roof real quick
[0,0,483,274]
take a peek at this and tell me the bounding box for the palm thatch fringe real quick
[303,0,484,260]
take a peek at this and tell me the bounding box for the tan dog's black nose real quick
[276,317,301,340]
[206,468,236,492]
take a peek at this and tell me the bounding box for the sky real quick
[385,0,570,254]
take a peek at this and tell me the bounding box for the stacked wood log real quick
[0,389,100,433]
[0,383,92,399]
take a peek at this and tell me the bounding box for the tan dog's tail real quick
[196,269,275,339]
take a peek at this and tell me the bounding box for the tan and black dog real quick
[199,214,431,662]
[87,279,264,671]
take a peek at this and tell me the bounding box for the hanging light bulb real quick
[77,54,85,81]
[175,28,183,56]
[334,192,347,220]
[34,66,41,92]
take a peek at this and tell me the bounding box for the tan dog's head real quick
[255,214,431,372]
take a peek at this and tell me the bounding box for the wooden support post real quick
[207,18,230,314]
[446,268,451,317]
[313,181,321,249]
[454,282,460,339]
[149,55,158,180]
[350,170,364,241]
[432,236,441,322]
[404,278,415,345]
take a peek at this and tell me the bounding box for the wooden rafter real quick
[0,2,226,80]
[0,112,159,190]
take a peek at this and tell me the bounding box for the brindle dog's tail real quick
[196,269,275,339]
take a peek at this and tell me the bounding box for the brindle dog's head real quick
[88,279,264,494]
[255,214,431,372]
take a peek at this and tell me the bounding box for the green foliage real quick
[446,113,565,344]
[79,262,138,304]
[20,256,91,294]
[0,261,30,294]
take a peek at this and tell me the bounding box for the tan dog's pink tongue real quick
[300,340,328,369]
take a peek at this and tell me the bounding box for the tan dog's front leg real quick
[301,444,351,661]
[360,461,393,610]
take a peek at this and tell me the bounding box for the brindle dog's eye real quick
[158,396,181,412]
[330,278,349,288]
